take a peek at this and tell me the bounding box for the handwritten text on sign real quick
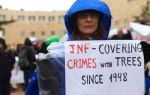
[65,40,144,95]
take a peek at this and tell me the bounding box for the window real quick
[39,16,45,22]
[48,16,55,22]
[124,18,129,24]
[58,15,64,22]
[18,15,25,21]
[127,0,135,2]
[20,31,25,37]
[0,15,6,21]
[11,15,14,20]
[41,31,45,36]
[29,16,36,22]
[51,31,55,35]
[31,31,35,36]
[63,30,66,34]
[114,20,119,25]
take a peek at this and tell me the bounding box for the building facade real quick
[0,9,66,46]
[0,0,148,46]
[105,0,147,28]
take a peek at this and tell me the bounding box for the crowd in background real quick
[0,18,150,95]
[0,37,15,95]
[0,35,61,95]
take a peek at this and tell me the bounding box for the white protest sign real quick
[65,40,144,95]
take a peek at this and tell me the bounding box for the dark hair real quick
[0,38,7,56]
[70,10,106,40]
[24,38,32,46]
[0,38,7,50]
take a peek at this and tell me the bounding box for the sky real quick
[0,0,76,11]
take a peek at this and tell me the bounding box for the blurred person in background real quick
[18,37,36,91]
[0,37,15,95]
[40,36,60,54]
[110,28,124,40]
[26,36,60,95]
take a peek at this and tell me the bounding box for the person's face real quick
[77,11,99,37]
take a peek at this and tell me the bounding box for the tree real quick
[134,0,150,22]
[0,20,15,36]
[0,20,15,26]
[141,0,150,21]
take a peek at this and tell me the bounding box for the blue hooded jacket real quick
[25,71,39,95]
[26,0,111,95]
[65,0,112,40]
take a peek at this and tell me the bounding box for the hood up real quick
[64,0,112,40]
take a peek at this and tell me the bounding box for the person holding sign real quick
[62,0,111,94]
[27,0,150,94]
[56,0,110,94]
[26,0,111,95]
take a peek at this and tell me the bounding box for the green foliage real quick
[141,0,150,21]
[134,0,150,22]
[0,20,15,26]
[0,20,15,36]
[0,20,15,35]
